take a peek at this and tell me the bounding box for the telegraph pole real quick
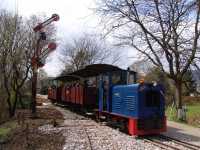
[31,14,59,116]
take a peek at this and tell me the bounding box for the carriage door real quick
[98,74,111,112]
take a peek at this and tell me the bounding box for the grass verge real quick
[1,108,65,150]
[0,121,17,142]
[166,103,200,127]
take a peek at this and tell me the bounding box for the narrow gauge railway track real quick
[82,126,93,150]
[143,134,200,150]
[143,138,180,150]
[159,135,200,150]
[59,124,96,128]
[55,105,199,150]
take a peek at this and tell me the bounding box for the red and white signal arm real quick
[33,14,60,32]
[40,42,57,59]
[38,42,57,67]
[48,42,57,50]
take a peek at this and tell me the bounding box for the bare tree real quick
[95,0,200,119]
[130,59,153,75]
[0,11,56,117]
[60,34,112,73]
[0,11,20,117]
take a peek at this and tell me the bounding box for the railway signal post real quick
[31,14,59,116]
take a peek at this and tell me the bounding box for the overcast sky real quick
[1,0,136,77]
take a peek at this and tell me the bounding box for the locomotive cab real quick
[137,83,166,131]
[138,83,165,118]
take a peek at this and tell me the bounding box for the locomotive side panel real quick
[112,84,139,117]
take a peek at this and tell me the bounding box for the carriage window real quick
[128,73,135,84]
[85,77,97,87]
[112,72,121,84]
[145,91,160,107]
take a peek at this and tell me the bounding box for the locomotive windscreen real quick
[145,90,160,107]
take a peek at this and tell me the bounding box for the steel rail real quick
[83,125,119,150]
[159,135,200,150]
[144,137,181,150]
[82,126,94,150]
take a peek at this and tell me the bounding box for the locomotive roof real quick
[54,64,136,81]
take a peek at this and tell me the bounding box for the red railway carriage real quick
[65,86,71,102]
[48,79,63,102]
[48,87,57,102]
[61,86,66,102]
[79,84,84,105]
[75,83,84,105]
[47,87,53,99]
[84,87,97,107]
[56,86,62,102]
[52,88,57,100]
[59,83,97,107]
[71,85,76,104]
[75,84,80,104]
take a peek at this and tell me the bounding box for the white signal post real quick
[31,14,59,116]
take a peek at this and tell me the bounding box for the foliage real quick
[0,128,10,139]
[145,67,197,101]
[166,106,178,122]
[0,89,9,123]
[182,70,197,96]
[166,103,200,127]
[145,67,172,92]
[0,121,17,141]
[16,95,32,109]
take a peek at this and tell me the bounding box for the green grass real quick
[0,121,17,141]
[166,106,178,121]
[166,103,200,127]
[0,128,11,139]
[187,104,200,116]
